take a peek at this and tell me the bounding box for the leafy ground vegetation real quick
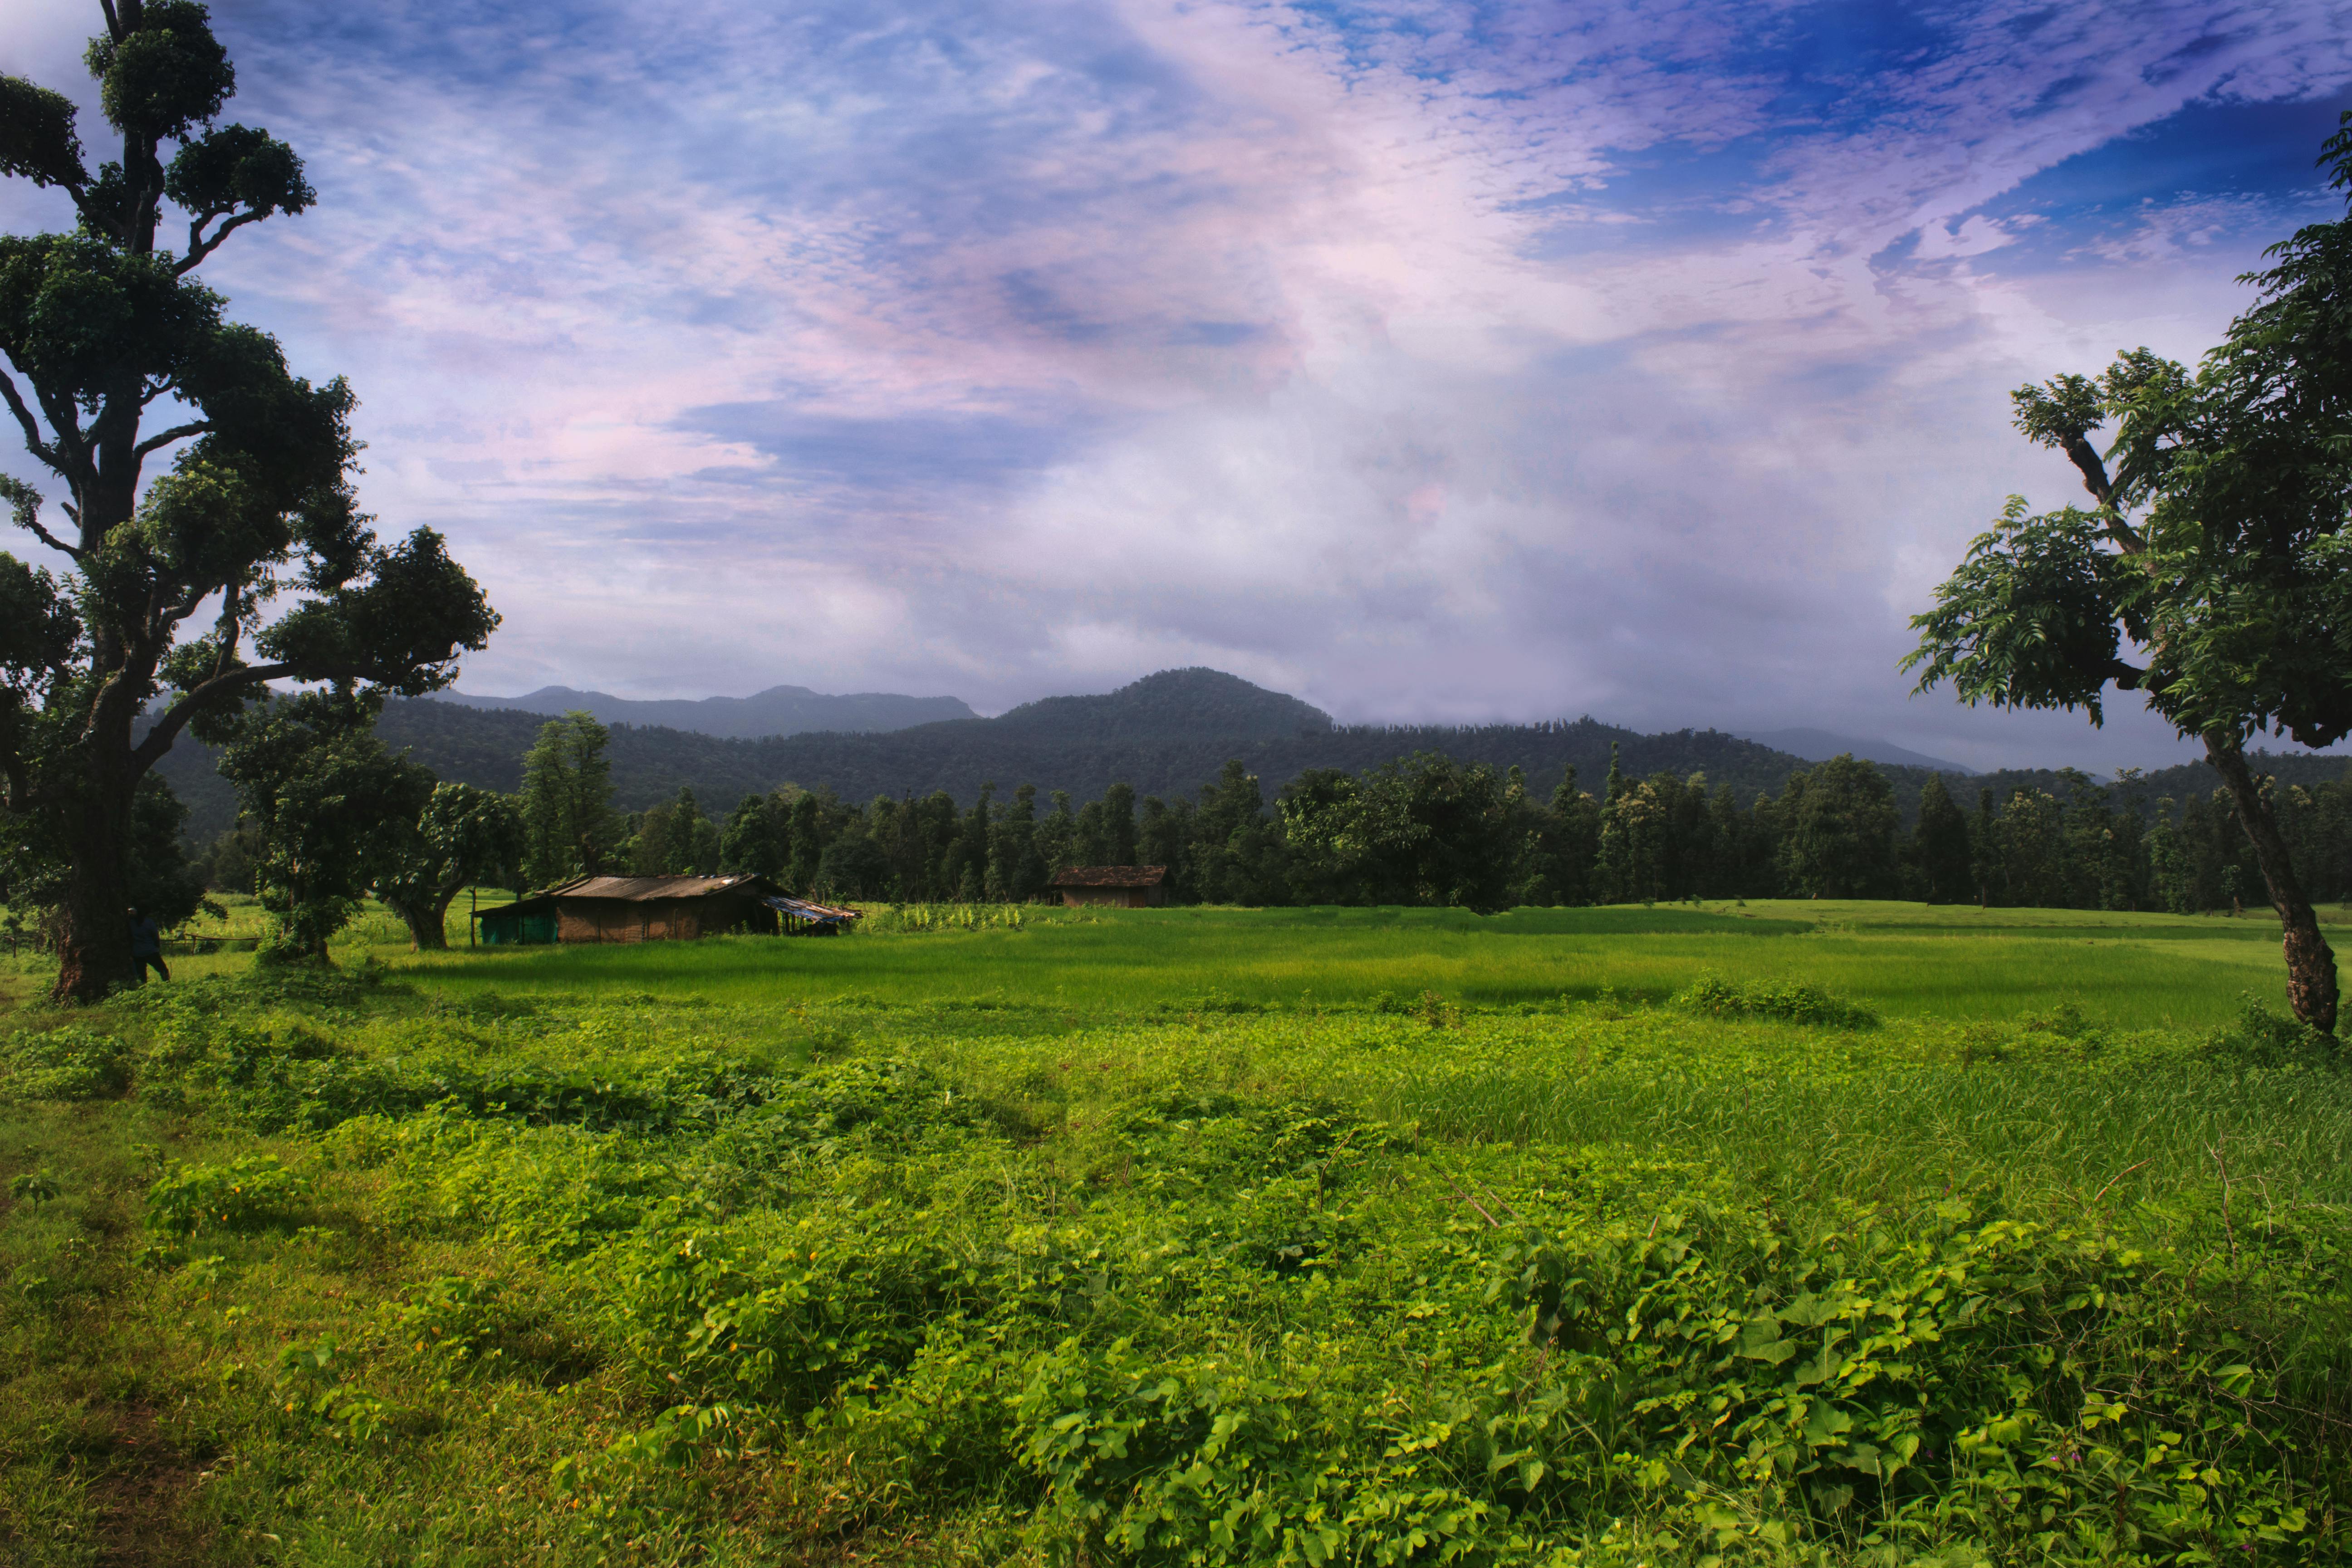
[1,905,2348,1565]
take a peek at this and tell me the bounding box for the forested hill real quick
[152,669,1826,841]
[423,683,975,739]
[147,666,2352,844]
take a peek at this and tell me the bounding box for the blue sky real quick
[5,0,2352,769]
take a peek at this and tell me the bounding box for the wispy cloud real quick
[4,0,2349,768]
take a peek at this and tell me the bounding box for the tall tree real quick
[1776,755,1898,899]
[216,693,433,960]
[0,2,495,999]
[372,781,523,950]
[1912,773,1971,904]
[1906,116,2352,1029]
[1968,788,2000,908]
[518,712,617,888]
[719,790,792,879]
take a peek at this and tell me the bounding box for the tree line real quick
[495,710,2352,916]
[20,699,2344,964]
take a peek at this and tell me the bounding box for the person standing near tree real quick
[127,906,166,985]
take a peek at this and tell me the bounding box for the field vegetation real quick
[3,904,2348,1565]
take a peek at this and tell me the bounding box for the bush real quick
[145,1155,311,1237]
[2201,995,2345,1070]
[0,1025,132,1100]
[1673,973,1877,1029]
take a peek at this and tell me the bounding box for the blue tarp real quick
[762,895,862,927]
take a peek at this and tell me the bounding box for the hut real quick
[477,873,860,945]
[1048,865,1169,909]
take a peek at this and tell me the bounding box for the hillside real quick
[145,666,2352,846]
[426,682,975,738]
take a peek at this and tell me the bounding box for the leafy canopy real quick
[1905,117,2352,748]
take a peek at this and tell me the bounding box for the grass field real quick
[384,900,2333,1031]
[1,903,2347,1565]
[69,898,2332,1032]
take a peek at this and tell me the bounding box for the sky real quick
[6,0,2352,771]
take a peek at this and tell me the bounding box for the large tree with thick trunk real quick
[1906,114,2352,1032]
[0,1,495,1001]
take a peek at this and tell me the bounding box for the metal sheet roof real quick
[540,874,773,902]
[761,895,864,923]
[1048,864,1168,888]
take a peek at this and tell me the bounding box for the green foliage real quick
[1913,774,1972,904]
[6,1170,59,1207]
[372,779,524,948]
[0,1024,130,1099]
[272,1332,394,1443]
[519,710,621,888]
[0,770,211,931]
[1905,118,2352,1027]
[10,917,2352,1559]
[216,690,435,960]
[0,0,493,1001]
[142,1152,308,1237]
[1280,752,1517,910]
[1674,973,1877,1028]
[1779,755,1900,898]
[2200,995,2346,1071]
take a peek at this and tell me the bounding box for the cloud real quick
[5,0,2352,771]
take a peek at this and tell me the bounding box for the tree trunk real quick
[51,766,136,1004]
[395,893,453,951]
[2206,734,2339,1033]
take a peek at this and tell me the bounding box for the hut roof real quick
[541,874,775,902]
[1048,865,1168,888]
[761,895,863,925]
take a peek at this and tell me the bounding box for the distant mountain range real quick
[427,683,975,738]
[146,667,2352,847]
[1735,727,1974,775]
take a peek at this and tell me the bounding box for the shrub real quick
[145,1155,311,1238]
[1673,973,1877,1028]
[0,1025,132,1100]
[2201,994,2344,1071]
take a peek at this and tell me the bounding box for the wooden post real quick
[470,884,478,947]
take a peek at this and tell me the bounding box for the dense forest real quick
[435,720,2352,916]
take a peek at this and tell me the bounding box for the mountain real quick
[153,669,1818,842]
[145,666,2352,848]
[426,683,975,739]
[1735,727,1975,775]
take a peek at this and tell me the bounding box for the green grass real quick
[386,900,2323,1030]
[2,905,2349,1564]
[16,898,2324,1030]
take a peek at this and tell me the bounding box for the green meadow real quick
[2,904,2347,1565]
[377,900,2332,1031]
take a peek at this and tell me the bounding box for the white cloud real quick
[4,0,2350,770]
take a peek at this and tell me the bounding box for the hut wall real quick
[1061,887,1158,909]
[550,893,775,943]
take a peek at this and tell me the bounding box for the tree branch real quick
[30,381,90,478]
[132,659,366,775]
[209,584,243,684]
[135,420,212,458]
[0,743,33,816]
[0,455,86,564]
[2062,434,2112,505]
[0,368,60,471]
[178,209,266,273]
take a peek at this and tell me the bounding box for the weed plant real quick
[0,916,2347,1563]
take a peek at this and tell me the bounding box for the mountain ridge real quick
[428,682,975,739]
[145,667,2352,847]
